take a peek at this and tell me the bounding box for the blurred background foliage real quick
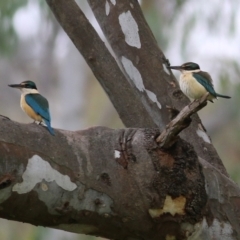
[0,0,239,239]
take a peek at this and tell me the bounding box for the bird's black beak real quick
[8,84,22,88]
[167,66,183,71]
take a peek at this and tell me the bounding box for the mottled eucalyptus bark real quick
[85,0,227,176]
[0,118,206,239]
[0,116,239,239]
[46,0,227,176]
[45,0,156,129]
[0,0,240,239]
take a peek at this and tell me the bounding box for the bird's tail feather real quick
[216,93,231,99]
[44,120,55,135]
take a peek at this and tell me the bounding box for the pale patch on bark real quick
[182,218,234,240]
[209,219,233,240]
[145,89,162,109]
[148,195,186,218]
[121,56,161,109]
[118,11,141,48]
[105,1,110,16]
[121,56,144,91]
[12,155,77,194]
[196,129,211,144]
[109,0,116,6]
[114,150,121,158]
[163,63,171,75]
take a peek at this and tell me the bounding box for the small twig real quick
[156,93,209,149]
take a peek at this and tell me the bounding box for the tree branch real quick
[0,118,205,239]
[45,0,228,175]
[85,0,227,176]
[0,118,240,239]
[45,0,157,128]
[157,94,209,148]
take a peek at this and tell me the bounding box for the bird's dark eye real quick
[185,66,191,70]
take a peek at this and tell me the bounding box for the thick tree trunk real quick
[1,118,206,238]
[0,0,240,239]
[1,117,239,240]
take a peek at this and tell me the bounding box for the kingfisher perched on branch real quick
[8,80,54,135]
[167,62,231,102]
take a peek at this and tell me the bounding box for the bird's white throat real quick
[20,88,39,95]
[181,69,201,74]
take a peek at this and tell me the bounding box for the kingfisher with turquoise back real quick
[168,62,231,102]
[8,80,54,135]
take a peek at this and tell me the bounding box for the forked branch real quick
[156,93,209,148]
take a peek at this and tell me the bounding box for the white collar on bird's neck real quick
[20,88,39,95]
[180,69,201,74]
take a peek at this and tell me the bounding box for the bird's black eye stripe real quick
[185,65,196,70]
[22,82,37,89]
[183,63,200,70]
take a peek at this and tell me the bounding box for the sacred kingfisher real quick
[8,80,54,135]
[168,62,231,101]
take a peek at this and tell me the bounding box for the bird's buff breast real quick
[20,95,42,122]
[180,73,210,100]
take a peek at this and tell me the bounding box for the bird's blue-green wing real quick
[25,94,51,121]
[25,94,54,135]
[193,71,217,97]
